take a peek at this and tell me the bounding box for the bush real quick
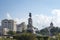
[7,31,16,35]
[14,33,38,40]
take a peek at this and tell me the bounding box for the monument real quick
[27,13,34,33]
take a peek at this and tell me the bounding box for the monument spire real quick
[27,12,33,33]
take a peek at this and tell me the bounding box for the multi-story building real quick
[17,22,27,32]
[1,19,16,35]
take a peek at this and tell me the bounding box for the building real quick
[0,26,2,36]
[48,22,54,36]
[1,19,16,35]
[3,28,9,35]
[17,22,27,33]
[50,22,54,28]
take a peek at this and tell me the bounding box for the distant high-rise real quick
[1,19,16,35]
[27,13,34,33]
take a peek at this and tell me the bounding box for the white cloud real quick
[14,18,27,24]
[51,9,60,26]
[6,13,12,19]
[32,9,60,30]
[32,14,52,30]
[5,12,51,30]
[14,17,28,25]
[14,18,20,24]
[3,9,60,30]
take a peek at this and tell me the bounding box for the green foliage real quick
[40,27,60,36]
[0,38,16,40]
[7,31,16,35]
[40,28,49,35]
[14,33,38,40]
[36,36,49,40]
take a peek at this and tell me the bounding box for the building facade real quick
[1,19,16,35]
[17,22,27,32]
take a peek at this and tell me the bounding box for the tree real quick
[14,33,38,40]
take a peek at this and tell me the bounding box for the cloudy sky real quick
[0,0,60,30]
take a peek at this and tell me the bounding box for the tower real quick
[48,22,54,36]
[50,22,53,27]
[27,13,33,33]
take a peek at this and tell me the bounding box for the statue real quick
[29,13,32,17]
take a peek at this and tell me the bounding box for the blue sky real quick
[1,0,60,29]
[0,0,60,19]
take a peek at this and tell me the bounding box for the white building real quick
[3,28,9,35]
[1,19,17,35]
[17,22,27,32]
